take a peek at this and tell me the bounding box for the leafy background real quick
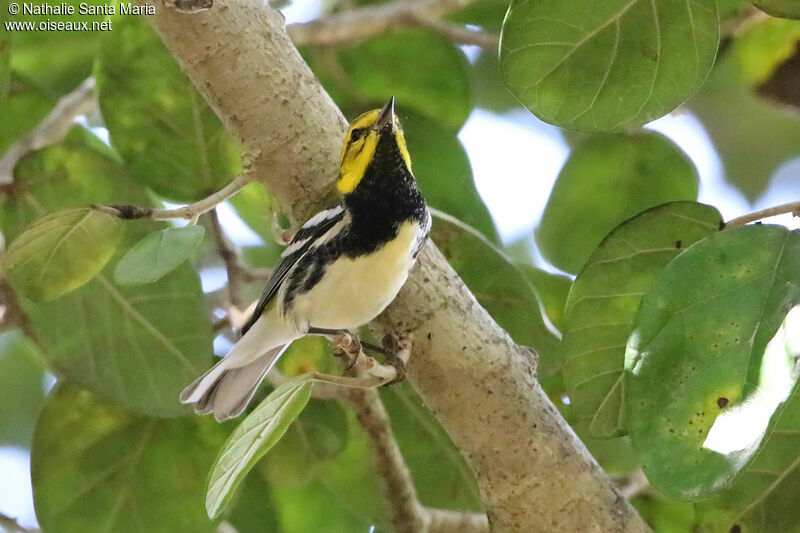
[2,0,800,532]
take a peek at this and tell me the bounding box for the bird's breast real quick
[291,220,423,330]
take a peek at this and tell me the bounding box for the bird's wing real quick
[240,204,347,336]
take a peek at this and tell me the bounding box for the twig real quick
[348,388,489,533]
[426,509,489,533]
[410,12,499,49]
[92,173,253,221]
[616,470,651,500]
[348,387,426,533]
[0,280,34,337]
[287,0,493,48]
[0,511,39,533]
[0,78,97,185]
[208,208,245,308]
[724,200,800,229]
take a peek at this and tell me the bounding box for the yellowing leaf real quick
[4,208,122,301]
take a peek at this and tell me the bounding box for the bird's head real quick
[337,97,413,195]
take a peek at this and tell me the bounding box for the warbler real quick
[181,98,431,421]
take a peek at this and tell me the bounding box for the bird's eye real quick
[350,128,368,142]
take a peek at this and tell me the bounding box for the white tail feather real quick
[180,344,291,421]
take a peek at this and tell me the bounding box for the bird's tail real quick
[180,343,291,422]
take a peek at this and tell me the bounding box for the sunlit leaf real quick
[4,207,123,301]
[0,331,45,446]
[627,225,800,499]
[114,225,206,285]
[95,15,240,201]
[536,131,699,273]
[500,0,719,131]
[563,202,721,438]
[32,384,220,533]
[206,375,313,519]
[432,211,561,378]
[696,375,800,532]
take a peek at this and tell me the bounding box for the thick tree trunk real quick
[139,1,650,531]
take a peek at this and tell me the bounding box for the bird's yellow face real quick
[337,98,413,195]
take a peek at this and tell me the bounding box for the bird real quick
[180,98,431,421]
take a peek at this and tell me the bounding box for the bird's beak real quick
[376,97,395,134]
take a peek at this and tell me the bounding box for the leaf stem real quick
[93,173,253,221]
[724,200,800,229]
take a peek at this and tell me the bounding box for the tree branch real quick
[0,77,97,186]
[348,387,489,533]
[724,200,800,229]
[0,511,39,533]
[208,208,244,308]
[92,173,253,221]
[287,0,494,48]
[138,2,649,531]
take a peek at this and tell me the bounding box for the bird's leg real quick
[308,327,362,369]
[307,328,411,384]
[379,333,411,385]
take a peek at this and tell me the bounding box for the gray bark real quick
[139,1,650,531]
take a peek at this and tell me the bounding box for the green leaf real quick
[266,410,388,532]
[32,383,220,533]
[206,375,313,519]
[404,112,498,242]
[536,131,699,273]
[0,19,9,102]
[114,225,206,285]
[0,77,53,155]
[0,126,146,241]
[0,331,45,447]
[563,201,721,438]
[4,207,123,301]
[382,384,483,510]
[432,211,562,378]
[261,398,349,487]
[731,18,800,87]
[448,0,509,32]
[688,35,800,200]
[8,0,106,93]
[500,0,719,131]
[753,0,800,19]
[225,470,282,533]
[21,221,212,417]
[696,375,800,532]
[627,225,800,499]
[95,15,240,201]
[305,30,471,130]
[517,263,572,332]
